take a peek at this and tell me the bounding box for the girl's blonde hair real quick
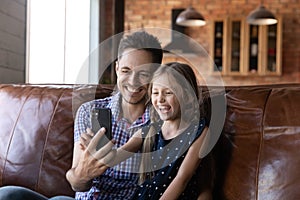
[139,62,202,183]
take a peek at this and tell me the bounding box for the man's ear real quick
[115,61,119,74]
[114,61,119,78]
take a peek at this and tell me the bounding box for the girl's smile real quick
[151,77,181,122]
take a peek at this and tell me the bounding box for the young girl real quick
[105,62,209,199]
[80,62,210,199]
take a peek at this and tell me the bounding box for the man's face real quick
[116,49,157,105]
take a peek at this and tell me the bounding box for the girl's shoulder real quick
[189,118,207,141]
[140,120,163,139]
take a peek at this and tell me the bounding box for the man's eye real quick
[139,72,150,78]
[121,69,130,73]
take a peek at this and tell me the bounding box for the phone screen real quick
[91,108,112,149]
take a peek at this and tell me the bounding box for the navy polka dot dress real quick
[133,119,206,200]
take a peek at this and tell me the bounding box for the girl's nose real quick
[158,94,165,102]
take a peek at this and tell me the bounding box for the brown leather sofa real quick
[0,83,300,199]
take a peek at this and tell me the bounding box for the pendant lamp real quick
[247,4,277,25]
[176,7,206,27]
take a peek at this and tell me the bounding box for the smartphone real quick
[91,107,112,150]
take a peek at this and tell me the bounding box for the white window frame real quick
[26,0,98,84]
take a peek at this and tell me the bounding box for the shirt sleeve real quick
[74,102,92,142]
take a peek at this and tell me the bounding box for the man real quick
[66,31,163,199]
[0,31,163,200]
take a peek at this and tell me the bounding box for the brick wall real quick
[125,0,300,86]
[0,0,26,83]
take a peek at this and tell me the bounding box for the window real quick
[26,0,96,84]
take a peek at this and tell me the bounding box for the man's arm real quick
[159,127,209,200]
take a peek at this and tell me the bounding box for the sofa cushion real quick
[0,84,113,197]
[213,85,300,200]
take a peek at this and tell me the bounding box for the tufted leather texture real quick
[0,84,300,199]
[0,84,114,197]
[213,85,300,200]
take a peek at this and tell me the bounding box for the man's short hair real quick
[118,31,163,64]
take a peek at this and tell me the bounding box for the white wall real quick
[26,0,92,84]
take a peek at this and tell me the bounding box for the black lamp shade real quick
[176,7,206,27]
[247,5,277,25]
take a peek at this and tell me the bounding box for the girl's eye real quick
[165,91,173,95]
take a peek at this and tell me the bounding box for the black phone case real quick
[91,108,112,149]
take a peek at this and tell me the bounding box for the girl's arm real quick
[160,127,209,200]
[108,129,143,166]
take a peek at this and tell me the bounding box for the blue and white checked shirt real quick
[74,92,150,200]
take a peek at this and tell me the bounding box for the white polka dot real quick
[167,156,170,159]
[155,187,158,190]
[187,132,190,135]
[161,171,165,175]
[175,147,178,150]
[163,184,166,187]
[169,176,172,179]
[180,140,183,143]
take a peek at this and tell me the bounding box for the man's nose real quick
[128,72,141,85]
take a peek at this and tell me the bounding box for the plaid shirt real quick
[74,92,150,200]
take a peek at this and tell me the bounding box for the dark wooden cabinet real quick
[211,16,282,76]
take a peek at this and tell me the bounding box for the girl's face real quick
[151,76,181,122]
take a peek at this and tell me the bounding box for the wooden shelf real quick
[210,16,282,76]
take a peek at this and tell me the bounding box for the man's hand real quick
[79,128,95,150]
[66,128,116,192]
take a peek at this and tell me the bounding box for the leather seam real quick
[255,88,272,200]
[1,87,33,185]
[36,88,66,192]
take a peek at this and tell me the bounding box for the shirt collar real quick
[109,92,151,129]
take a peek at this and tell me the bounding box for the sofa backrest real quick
[0,84,114,197]
[1,84,300,199]
[213,84,300,199]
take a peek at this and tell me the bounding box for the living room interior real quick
[1,1,300,199]
[1,0,300,86]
